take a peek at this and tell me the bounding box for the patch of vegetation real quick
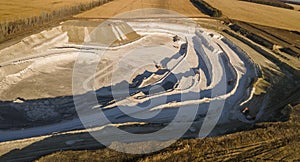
[228,23,300,59]
[281,0,300,5]
[52,1,63,5]
[279,47,300,57]
[240,0,294,9]
[229,24,274,49]
[190,0,222,17]
[292,30,300,36]
[253,78,270,95]
[223,29,298,73]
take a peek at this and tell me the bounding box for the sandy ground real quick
[74,0,208,18]
[204,0,300,31]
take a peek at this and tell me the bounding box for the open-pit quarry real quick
[0,10,259,144]
[1,5,299,160]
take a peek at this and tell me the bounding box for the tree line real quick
[240,0,294,9]
[190,0,222,17]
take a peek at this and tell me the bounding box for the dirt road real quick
[75,0,208,18]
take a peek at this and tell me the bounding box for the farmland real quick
[0,0,113,43]
[205,0,300,31]
[0,0,110,21]
[0,0,299,161]
[74,0,208,18]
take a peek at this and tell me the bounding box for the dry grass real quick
[204,0,300,31]
[0,0,105,21]
[74,0,208,19]
[36,105,300,162]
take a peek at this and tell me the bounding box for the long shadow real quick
[0,35,264,162]
[0,91,250,162]
[193,36,212,86]
[0,131,103,162]
[0,41,187,139]
[0,96,76,130]
[0,33,259,160]
[102,37,245,123]
[0,35,205,132]
[0,34,240,140]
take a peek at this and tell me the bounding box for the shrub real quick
[190,0,222,17]
[240,0,294,9]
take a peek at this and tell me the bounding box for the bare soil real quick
[74,0,208,18]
